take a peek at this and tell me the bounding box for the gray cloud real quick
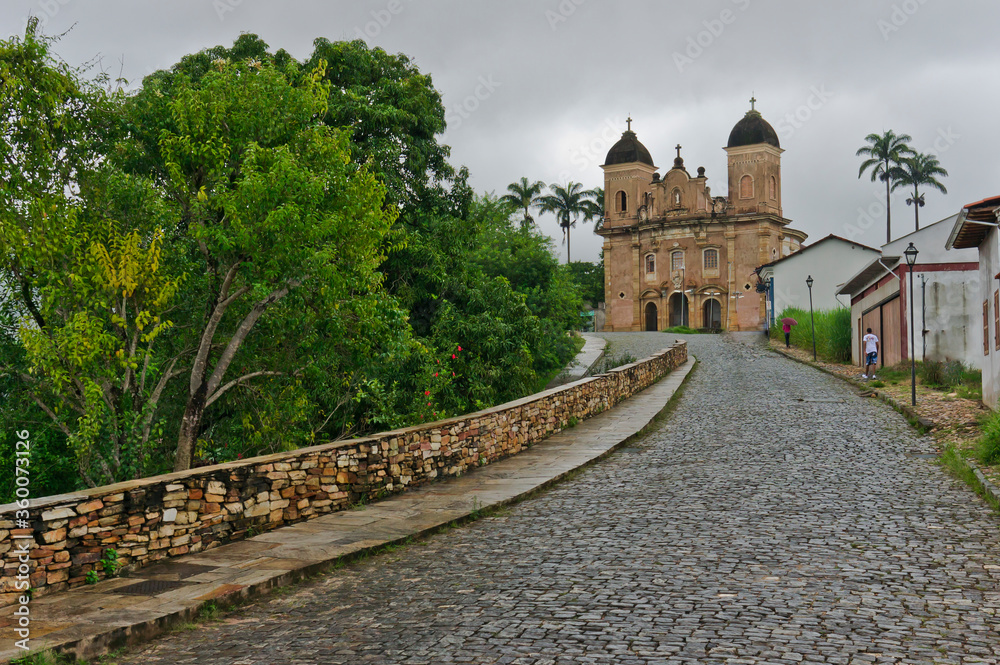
[6,0,997,262]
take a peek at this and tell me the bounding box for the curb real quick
[13,359,697,664]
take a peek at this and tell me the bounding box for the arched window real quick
[616,190,628,213]
[671,250,684,271]
[739,175,754,199]
[645,254,656,274]
[769,176,777,200]
[703,249,718,270]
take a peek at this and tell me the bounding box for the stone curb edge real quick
[26,358,698,664]
[768,346,1000,512]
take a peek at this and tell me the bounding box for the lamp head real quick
[904,242,918,267]
[806,275,814,289]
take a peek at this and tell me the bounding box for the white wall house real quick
[840,215,981,371]
[947,197,1000,409]
[757,235,880,326]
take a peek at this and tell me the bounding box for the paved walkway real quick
[98,333,1000,665]
[0,343,693,664]
[546,334,607,388]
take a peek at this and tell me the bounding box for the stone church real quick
[597,101,807,332]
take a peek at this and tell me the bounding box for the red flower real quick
[434,372,438,377]
[451,354,456,359]
[427,402,431,406]
[236,453,242,459]
[424,390,430,395]
[457,345,462,351]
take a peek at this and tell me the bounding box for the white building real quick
[757,234,880,326]
[947,196,1000,408]
[839,215,981,370]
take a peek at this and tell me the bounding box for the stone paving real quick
[109,333,1000,664]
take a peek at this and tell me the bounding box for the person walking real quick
[862,328,879,379]
[781,318,797,348]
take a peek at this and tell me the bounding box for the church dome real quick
[604,129,654,166]
[727,109,780,149]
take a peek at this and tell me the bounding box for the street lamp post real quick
[904,242,919,406]
[806,275,816,361]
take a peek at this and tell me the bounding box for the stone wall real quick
[0,341,686,607]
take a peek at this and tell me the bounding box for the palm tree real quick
[501,177,547,229]
[890,152,948,232]
[856,130,914,244]
[538,182,601,263]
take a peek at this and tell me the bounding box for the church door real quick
[669,293,688,327]
[644,302,658,331]
[703,299,722,330]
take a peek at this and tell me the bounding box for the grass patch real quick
[772,307,851,362]
[974,408,1000,466]
[662,325,701,334]
[941,445,1000,514]
[591,352,637,374]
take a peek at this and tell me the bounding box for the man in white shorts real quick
[862,328,879,379]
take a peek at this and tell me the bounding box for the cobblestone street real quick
[113,333,1000,664]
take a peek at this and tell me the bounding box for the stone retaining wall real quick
[0,341,686,607]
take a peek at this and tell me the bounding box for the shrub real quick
[920,360,946,386]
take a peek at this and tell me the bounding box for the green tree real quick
[891,152,948,232]
[501,177,547,228]
[123,59,397,471]
[0,25,174,486]
[856,130,914,244]
[538,182,601,263]
[565,261,604,306]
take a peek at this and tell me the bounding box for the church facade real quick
[597,103,807,332]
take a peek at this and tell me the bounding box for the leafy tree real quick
[501,177,547,228]
[891,152,948,232]
[565,261,604,307]
[132,60,396,471]
[856,130,914,244]
[538,182,602,263]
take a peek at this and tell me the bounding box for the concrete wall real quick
[0,341,687,608]
[913,268,982,367]
[979,227,1000,409]
[772,241,880,313]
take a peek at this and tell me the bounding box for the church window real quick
[645,254,655,274]
[703,249,718,270]
[739,175,754,199]
[616,190,627,213]
[671,251,684,271]
[769,176,777,200]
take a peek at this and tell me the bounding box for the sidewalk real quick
[0,354,695,664]
[545,333,607,388]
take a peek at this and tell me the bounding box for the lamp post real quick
[806,275,816,361]
[904,242,919,406]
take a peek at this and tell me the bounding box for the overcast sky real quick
[6,1,998,263]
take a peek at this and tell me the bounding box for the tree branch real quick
[190,261,248,395]
[204,278,302,399]
[205,370,283,408]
